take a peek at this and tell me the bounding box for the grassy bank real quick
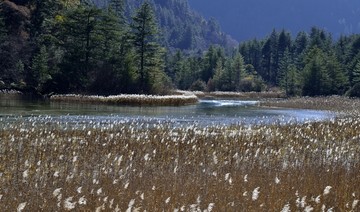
[191,91,286,100]
[50,93,199,106]
[0,117,359,211]
[261,96,360,115]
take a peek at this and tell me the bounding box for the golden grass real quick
[50,93,199,106]
[0,116,360,211]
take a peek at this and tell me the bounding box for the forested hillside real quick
[189,0,360,41]
[1,0,360,97]
[95,0,237,51]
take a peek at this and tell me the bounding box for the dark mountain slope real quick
[189,0,360,41]
[94,0,238,51]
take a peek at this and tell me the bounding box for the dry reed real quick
[50,93,199,106]
[0,115,359,211]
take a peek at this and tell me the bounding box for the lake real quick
[0,95,335,127]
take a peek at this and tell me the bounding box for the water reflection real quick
[0,96,335,126]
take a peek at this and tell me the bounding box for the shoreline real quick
[2,89,360,114]
[259,96,360,115]
[190,90,286,100]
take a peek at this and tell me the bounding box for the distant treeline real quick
[1,0,360,97]
[170,28,360,97]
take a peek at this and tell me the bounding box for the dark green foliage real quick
[0,7,8,85]
[302,47,330,96]
[0,7,7,42]
[57,5,105,92]
[189,79,207,91]
[30,45,50,93]
[130,1,166,94]
[326,53,349,95]
[347,83,360,97]
[309,27,332,51]
[1,0,360,97]
[109,0,125,22]
[352,61,360,86]
[231,51,246,91]
[201,45,225,83]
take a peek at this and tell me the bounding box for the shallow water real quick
[0,96,335,127]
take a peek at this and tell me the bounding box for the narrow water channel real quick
[0,95,335,127]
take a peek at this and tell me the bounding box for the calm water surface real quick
[0,95,335,126]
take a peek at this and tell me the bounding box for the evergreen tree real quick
[352,60,360,86]
[287,64,300,96]
[55,5,108,92]
[212,60,225,91]
[309,27,332,52]
[277,48,292,95]
[30,45,51,93]
[202,45,217,82]
[293,31,308,55]
[278,30,292,58]
[239,39,262,74]
[302,47,330,96]
[326,52,348,95]
[30,0,62,39]
[130,1,164,93]
[109,0,126,25]
[261,30,279,85]
[231,51,246,91]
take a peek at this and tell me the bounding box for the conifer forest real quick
[1,0,360,97]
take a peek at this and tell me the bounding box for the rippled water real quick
[0,96,335,126]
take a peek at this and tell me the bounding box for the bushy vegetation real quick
[1,113,360,211]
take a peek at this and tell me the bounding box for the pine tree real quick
[130,1,164,93]
[326,52,348,95]
[212,60,225,91]
[287,64,300,96]
[278,30,291,58]
[30,0,61,39]
[261,30,279,85]
[309,27,332,51]
[277,48,292,95]
[56,5,106,92]
[202,45,217,83]
[302,47,330,96]
[31,45,50,93]
[232,51,246,91]
[352,61,360,85]
[109,0,126,24]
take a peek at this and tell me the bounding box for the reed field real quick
[1,111,360,211]
[50,93,199,106]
